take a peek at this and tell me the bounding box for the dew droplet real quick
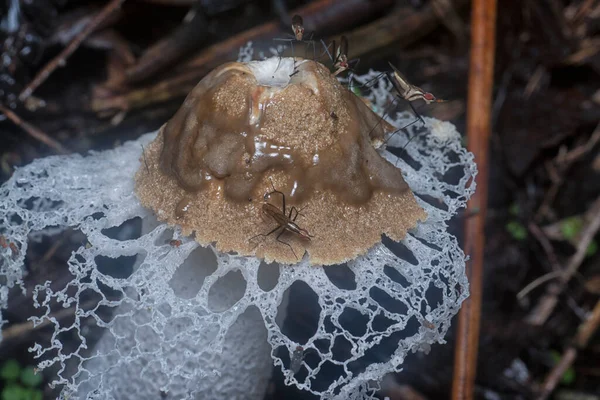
[175,196,192,219]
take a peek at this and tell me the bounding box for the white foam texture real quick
[0,66,477,399]
[247,56,299,87]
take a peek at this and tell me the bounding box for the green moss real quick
[586,240,598,257]
[0,361,43,400]
[560,216,584,241]
[506,221,527,241]
[351,86,362,98]
[1,385,22,400]
[550,350,576,385]
[19,367,42,388]
[0,361,20,382]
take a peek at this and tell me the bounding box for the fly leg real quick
[319,38,335,64]
[272,36,294,74]
[382,100,426,162]
[266,191,286,215]
[276,229,297,260]
[303,31,316,60]
[346,57,361,86]
[380,99,424,146]
[367,95,400,138]
[249,225,282,243]
[349,71,388,91]
[273,34,298,75]
[266,179,286,214]
[289,205,308,221]
[407,100,425,126]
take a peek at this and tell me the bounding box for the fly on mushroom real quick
[249,180,313,261]
[321,35,360,78]
[387,61,446,121]
[273,14,317,74]
[135,57,428,265]
[356,62,446,153]
[353,62,445,117]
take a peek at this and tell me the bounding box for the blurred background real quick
[0,0,599,399]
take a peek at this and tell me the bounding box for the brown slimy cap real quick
[135,58,427,265]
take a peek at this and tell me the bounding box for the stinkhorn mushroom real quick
[135,57,427,265]
[0,49,476,400]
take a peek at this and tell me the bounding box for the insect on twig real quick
[273,15,317,76]
[249,180,313,260]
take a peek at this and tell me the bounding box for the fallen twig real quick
[18,0,126,102]
[337,0,469,61]
[528,221,562,272]
[93,0,396,111]
[527,195,600,326]
[125,3,209,83]
[537,300,600,400]
[451,0,498,399]
[431,0,468,42]
[0,104,68,154]
[557,122,600,164]
[536,122,600,221]
[517,271,564,301]
[562,197,600,282]
[92,0,470,113]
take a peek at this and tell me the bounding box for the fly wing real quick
[340,36,349,60]
[387,62,411,96]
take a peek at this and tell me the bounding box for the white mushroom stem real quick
[76,218,287,400]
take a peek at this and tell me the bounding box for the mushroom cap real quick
[135,58,427,265]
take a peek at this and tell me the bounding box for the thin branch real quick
[556,122,600,164]
[536,122,600,220]
[527,195,600,325]
[537,300,600,400]
[451,0,498,399]
[528,221,562,272]
[18,0,126,101]
[562,196,600,280]
[0,104,68,154]
[125,3,209,83]
[517,270,563,301]
[92,0,469,113]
